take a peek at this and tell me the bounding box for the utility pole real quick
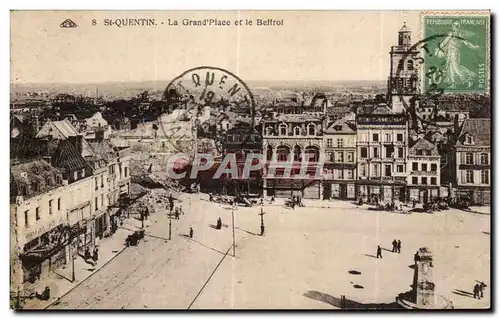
[169,206,172,240]
[232,201,236,257]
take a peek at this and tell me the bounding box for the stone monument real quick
[397,247,453,309]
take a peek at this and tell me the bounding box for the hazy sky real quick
[11,11,421,84]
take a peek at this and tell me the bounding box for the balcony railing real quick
[410,171,438,176]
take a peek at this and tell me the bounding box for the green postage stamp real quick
[422,12,490,94]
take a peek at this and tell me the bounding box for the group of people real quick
[391,239,402,253]
[84,246,99,265]
[375,240,402,259]
[473,282,487,299]
[288,195,304,209]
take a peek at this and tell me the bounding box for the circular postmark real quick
[159,66,256,155]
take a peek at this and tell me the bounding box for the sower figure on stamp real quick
[376,245,383,259]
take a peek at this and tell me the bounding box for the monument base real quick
[396,294,454,309]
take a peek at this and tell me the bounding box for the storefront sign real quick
[25,217,64,242]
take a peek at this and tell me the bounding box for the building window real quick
[372,133,379,142]
[227,135,233,142]
[95,197,99,211]
[294,127,301,136]
[412,177,418,185]
[466,170,474,183]
[426,150,432,156]
[335,152,343,162]
[81,169,85,178]
[101,176,104,188]
[373,164,380,177]
[481,170,489,184]
[95,177,99,190]
[407,60,414,70]
[431,164,437,172]
[24,210,29,227]
[327,138,333,148]
[74,171,78,180]
[337,138,344,148]
[466,135,473,144]
[416,149,423,155]
[421,177,427,185]
[421,163,427,171]
[360,164,366,177]
[373,147,379,158]
[307,124,316,136]
[465,153,473,165]
[480,153,488,165]
[49,200,53,215]
[385,165,392,177]
[398,147,404,158]
[360,147,368,158]
[385,133,391,142]
[347,170,353,179]
[431,177,437,185]
[337,169,344,180]
[279,123,287,136]
[412,162,418,171]
[36,207,40,221]
[397,165,404,173]
[58,198,61,211]
[101,194,105,208]
[347,152,354,162]
[397,133,403,142]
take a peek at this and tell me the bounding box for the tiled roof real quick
[10,159,63,201]
[272,114,323,123]
[53,119,79,137]
[409,138,439,156]
[457,118,491,146]
[52,139,89,172]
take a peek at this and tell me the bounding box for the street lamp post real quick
[232,201,236,257]
[259,200,265,236]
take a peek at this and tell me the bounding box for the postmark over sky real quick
[422,14,490,94]
[160,66,256,153]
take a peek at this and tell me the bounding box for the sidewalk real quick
[22,217,147,309]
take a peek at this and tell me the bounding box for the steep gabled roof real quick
[52,139,89,172]
[409,138,439,156]
[457,118,491,146]
[325,112,356,133]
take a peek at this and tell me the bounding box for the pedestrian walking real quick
[397,240,402,254]
[376,245,383,259]
[291,200,295,210]
[189,227,194,239]
[175,207,180,220]
[479,282,486,298]
[144,207,149,220]
[270,195,275,203]
[392,239,397,252]
[473,283,481,299]
[216,217,222,230]
[92,246,99,262]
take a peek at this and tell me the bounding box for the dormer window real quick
[279,123,288,136]
[73,171,78,180]
[334,125,342,131]
[465,135,474,144]
[416,149,423,155]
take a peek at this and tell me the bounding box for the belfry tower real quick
[388,23,420,114]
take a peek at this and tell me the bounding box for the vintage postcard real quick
[10,10,491,310]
